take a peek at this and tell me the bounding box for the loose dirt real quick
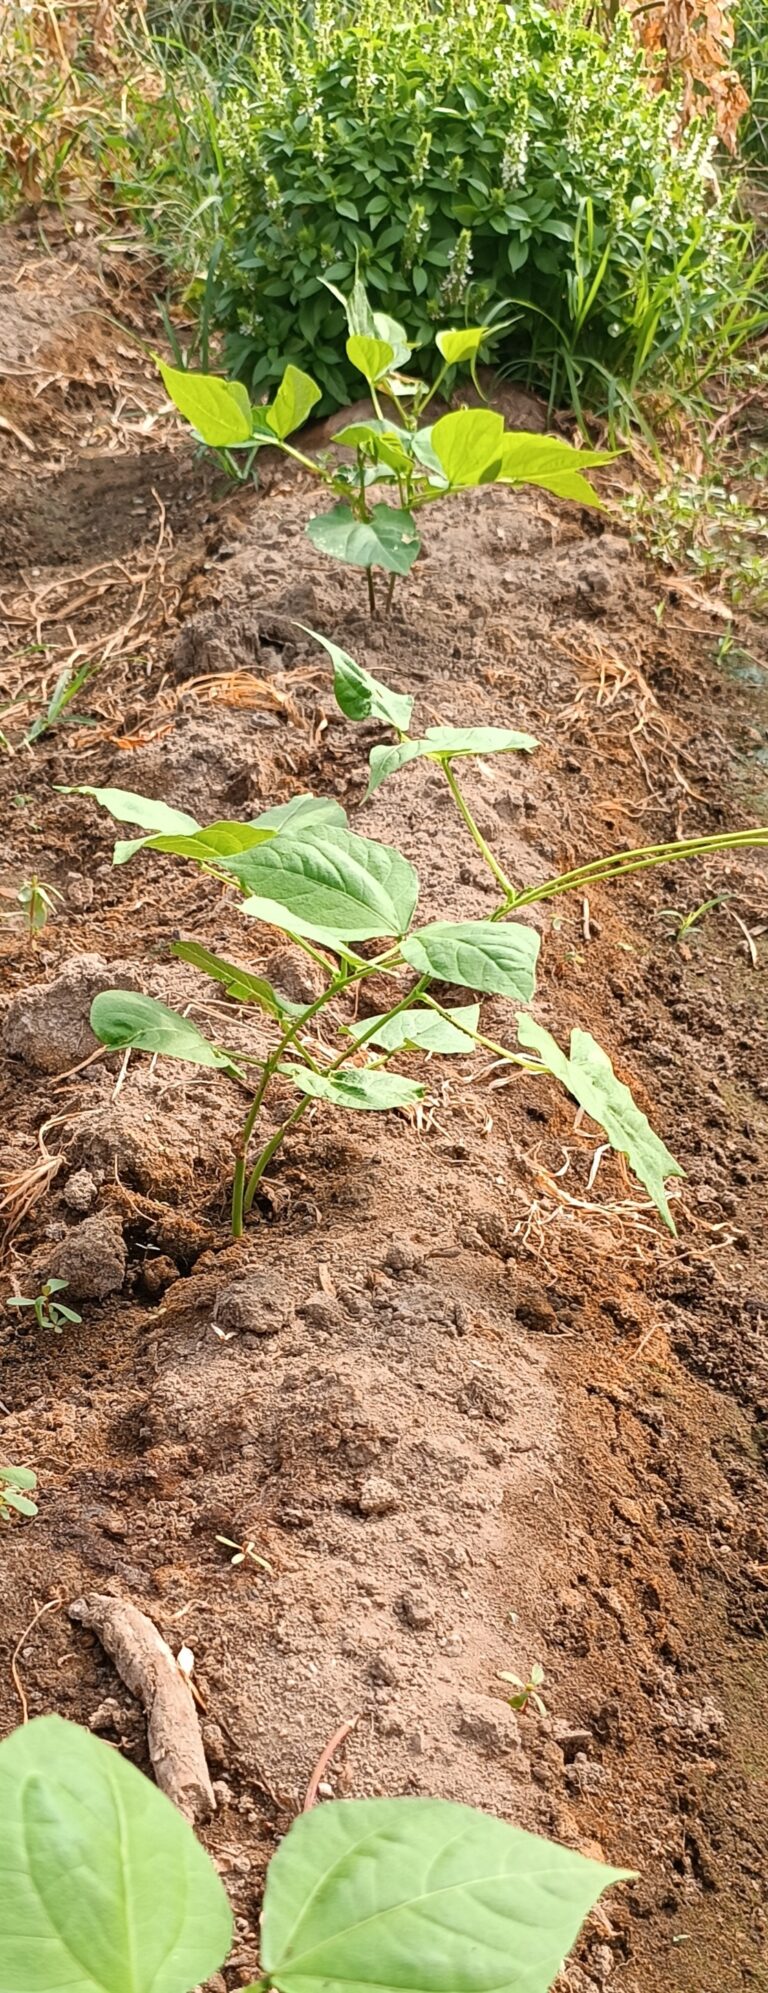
[1,223,767,1993]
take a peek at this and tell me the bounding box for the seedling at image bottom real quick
[0,1713,634,1993]
[75,643,767,1236]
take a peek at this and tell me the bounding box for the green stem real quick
[232,970,349,1234]
[241,974,429,1217]
[243,1096,312,1212]
[441,760,517,899]
[499,825,768,914]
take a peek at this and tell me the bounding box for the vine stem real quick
[498,825,768,914]
[441,760,517,900]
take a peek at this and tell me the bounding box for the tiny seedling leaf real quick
[224,824,419,943]
[402,921,540,1001]
[366,727,538,795]
[0,1714,232,1992]
[157,359,254,447]
[260,1795,632,1993]
[302,627,413,732]
[280,1065,424,1111]
[347,1003,480,1054]
[306,504,420,574]
[430,410,505,486]
[90,991,237,1073]
[516,1017,684,1231]
[267,365,321,440]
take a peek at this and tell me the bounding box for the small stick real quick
[303,1716,359,1812]
[10,1598,62,1724]
[70,1592,216,1822]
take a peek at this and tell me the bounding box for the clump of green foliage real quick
[625,467,768,612]
[158,271,611,613]
[0,1713,630,1991]
[0,1464,37,1523]
[76,642,767,1239]
[201,0,758,420]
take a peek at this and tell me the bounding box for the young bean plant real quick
[0,1714,631,1993]
[157,271,612,616]
[77,642,768,1239]
[6,1277,81,1332]
[0,1463,37,1523]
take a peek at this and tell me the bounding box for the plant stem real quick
[231,971,350,1234]
[240,975,429,1217]
[441,760,517,899]
[384,571,397,616]
[498,825,768,913]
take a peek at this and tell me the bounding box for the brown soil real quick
[1,223,767,1993]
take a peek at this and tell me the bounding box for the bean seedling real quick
[0,1714,632,1992]
[0,875,63,940]
[158,271,612,616]
[0,1463,38,1522]
[76,640,768,1240]
[499,1662,548,1717]
[24,660,96,745]
[6,1276,82,1332]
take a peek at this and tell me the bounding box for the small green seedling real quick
[7,1277,82,1332]
[0,1714,632,1992]
[157,271,612,616]
[77,639,768,1240]
[1,875,64,940]
[657,893,729,941]
[499,1662,548,1717]
[0,1463,38,1522]
[24,660,95,746]
[216,1532,274,1573]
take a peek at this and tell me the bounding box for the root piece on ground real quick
[69,1592,216,1822]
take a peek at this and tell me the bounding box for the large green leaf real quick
[366,726,538,795]
[516,1017,684,1232]
[267,365,321,440]
[113,821,278,868]
[157,360,253,448]
[497,435,611,507]
[260,1796,630,1993]
[71,787,199,835]
[0,1714,232,1993]
[306,504,420,574]
[302,627,413,732]
[402,921,539,1000]
[222,824,419,942]
[430,410,505,487]
[347,1002,480,1054]
[172,941,303,1017]
[346,335,395,385]
[281,1065,424,1112]
[254,795,348,832]
[435,327,487,367]
[90,991,236,1072]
